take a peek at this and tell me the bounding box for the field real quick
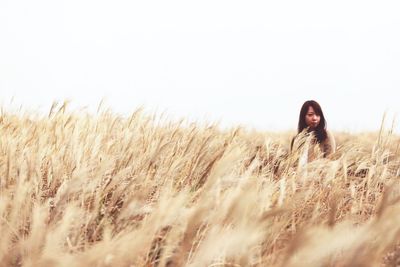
[0,103,400,267]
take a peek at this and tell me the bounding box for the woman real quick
[291,100,336,164]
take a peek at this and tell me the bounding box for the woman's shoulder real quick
[326,130,335,140]
[323,130,336,154]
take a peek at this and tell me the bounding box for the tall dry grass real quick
[0,102,399,267]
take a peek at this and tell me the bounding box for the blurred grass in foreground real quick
[0,102,399,267]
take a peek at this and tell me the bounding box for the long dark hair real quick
[298,100,327,143]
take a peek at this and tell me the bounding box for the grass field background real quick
[0,102,399,266]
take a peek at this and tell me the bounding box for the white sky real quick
[1,0,400,132]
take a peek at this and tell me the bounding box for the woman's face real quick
[305,106,320,129]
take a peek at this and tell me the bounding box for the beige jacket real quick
[291,130,336,164]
